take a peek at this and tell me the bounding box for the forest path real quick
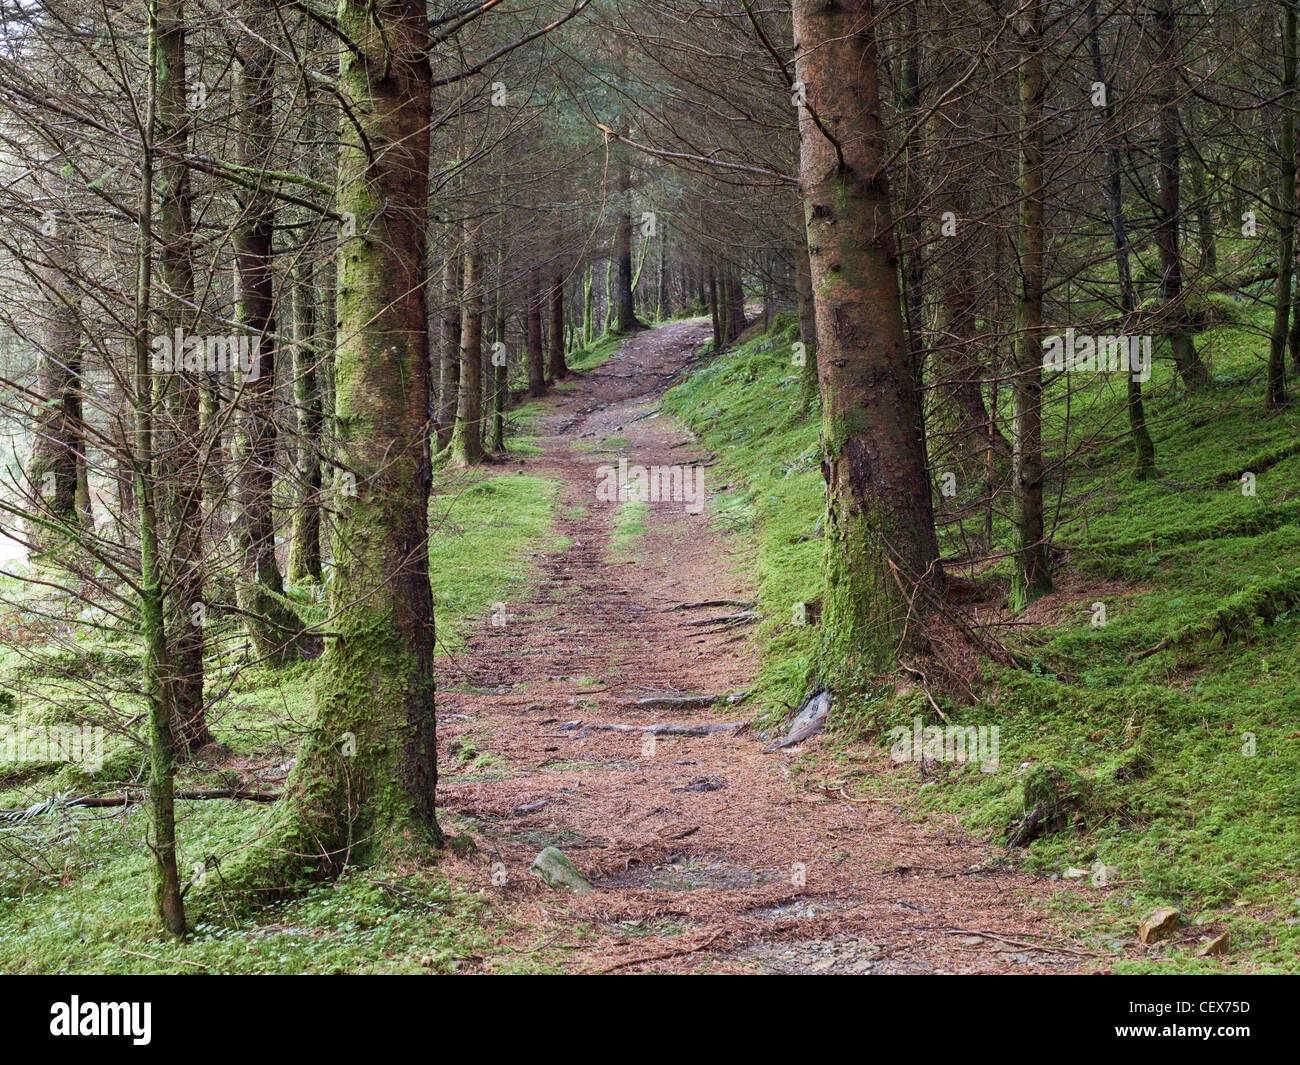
[435,319,1084,974]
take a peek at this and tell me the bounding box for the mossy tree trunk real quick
[489,249,507,451]
[1155,0,1209,390]
[451,218,484,464]
[793,0,944,691]
[155,0,211,753]
[785,206,816,410]
[582,263,594,344]
[236,0,441,882]
[233,3,308,661]
[435,248,461,452]
[139,3,186,936]
[1011,0,1054,610]
[1269,0,1297,409]
[793,201,818,411]
[1189,144,1217,275]
[288,260,323,583]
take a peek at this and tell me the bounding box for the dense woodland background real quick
[0,0,1296,973]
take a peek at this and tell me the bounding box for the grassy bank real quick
[664,308,1300,972]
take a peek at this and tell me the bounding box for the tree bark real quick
[155,0,210,753]
[1155,0,1209,390]
[233,3,308,661]
[1269,0,1297,408]
[451,218,484,464]
[1089,0,1157,474]
[548,272,566,380]
[228,0,441,886]
[288,260,323,582]
[25,197,87,549]
[435,249,461,452]
[527,268,546,396]
[489,252,507,451]
[1011,0,1054,608]
[793,202,818,410]
[139,0,186,936]
[613,159,643,333]
[793,0,945,687]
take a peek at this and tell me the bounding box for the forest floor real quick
[433,318,1090,974]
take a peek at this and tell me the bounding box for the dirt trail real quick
[436,319,1084,974]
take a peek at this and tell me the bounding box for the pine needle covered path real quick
[434,319,1085,975]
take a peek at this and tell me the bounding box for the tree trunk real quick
[228,0,441,886]
[1011,0,1054,608]
[527,269,546,396]
[708,264,721,352]
[26,201,87,549]
[1156,0,1208,390]
[1189,146,1217,275]
[155,0,210,753]
[1089,0,1157,474]
[489,254,507,451]
[724,267,746,343]
[435,250,461,452]
[899,2,925,376]
[793,201,818,410]
[930,35,1012,460]
[793,0,945,688]
[139,1,186,936]
[451,218,484,464]
[288,260,324,581]
[582,263,594,344]
[548,273,566,380]
[1270,0,1297,408]
[613,160,643,333]
[233,4,308,662]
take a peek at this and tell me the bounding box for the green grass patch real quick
[0,461,565,973]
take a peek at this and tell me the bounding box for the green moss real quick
[565,333,626,373]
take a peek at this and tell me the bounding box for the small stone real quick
[1197,933,1229,956]
[1063,867,1088,880]
[528,847,592,893]
[960,935,985,947]
[1138,906,1180,943]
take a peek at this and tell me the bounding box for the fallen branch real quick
[563,720,740,737]
[593,929,727,973]
[629,696,733,712]
[0,787,281,818]
[664,599,755,612]
[681,611,757,628]
[933,927,1102,958]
